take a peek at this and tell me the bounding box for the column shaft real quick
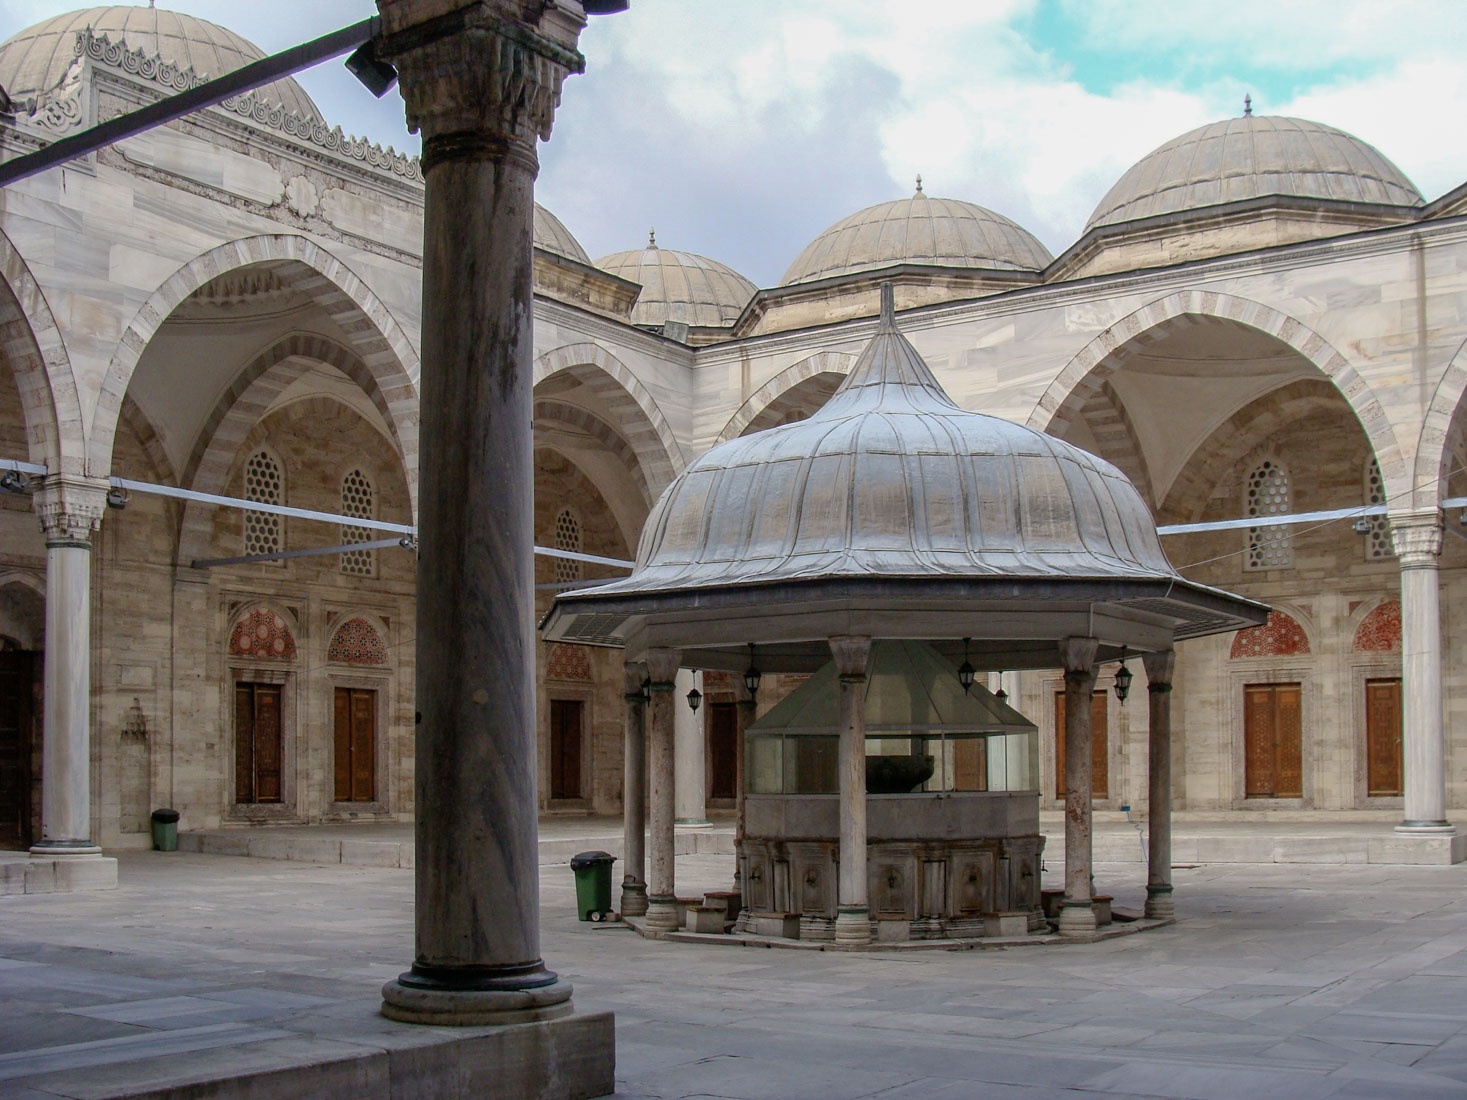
[1058,636,1099,936]
[831,636,872,946]
[674,669,707,824]
[1143,649,1175,920]
[1391,514,1452,832]
[621,662,647,916]
[644,647,681,932]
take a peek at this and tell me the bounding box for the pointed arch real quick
[1029,291,1406,500]
[533,342,682,494]
[715,351,856,444]
[0,226,82,472]
[90,235,420,484]
[1416,334,1467,509]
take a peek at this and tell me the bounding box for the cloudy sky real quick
[5,1,1466,286]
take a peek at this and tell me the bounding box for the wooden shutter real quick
[0,653,33,849]
[235,683,256,803]
[254,685,283,803]
[350,690,375,802]
[1274,684,1303,798]
[707,702,737,800]
[1245,683,1303,799]
[1055,690,1109,799]
[333,688,352,802]
[1365,678,1403,797]
[550,699,582,800]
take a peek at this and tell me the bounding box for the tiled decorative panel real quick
[229,607,296,660]
[1230,609,1310,659]
[1352,600,1401,653]
[327,616,388,666]
[546,643,592,682]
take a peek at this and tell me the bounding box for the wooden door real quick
[235,682,283,804]
[550,698,582,800]
[0,652,33,849]
[333,687,376,803]
[1365,678,1403,797]
[1054,690,1109,799]
[1244,682,1303,798]
[707,702,737,801]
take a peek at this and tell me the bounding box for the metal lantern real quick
[1113,647,1133,704]
[640,676,651,704]
[994,671,1008,703]
[957,636,976,694]
[743,644,762,697]
[686,676,702,713]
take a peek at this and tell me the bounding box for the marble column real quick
[30,478,105,858]
[831,635,872,946]
[375,0,591,1026]
[1057,636,1099,937]
[621,661,647,916]
[732,676,755,896]
[1143,648,1176,920]
[644,647,681,932]
[1390,511,1453,833]
[674,669,708,826]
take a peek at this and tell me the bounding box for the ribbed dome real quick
[533,205,590,265]
[602,293,1177,593]
[596,236,757,327]
[781,187,1053,286]
[1087,115,1422,231]
[0,6,322,122]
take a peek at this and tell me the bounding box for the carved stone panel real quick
[789,841,836,917]
[868,846,918,917]
[949,846,997,916]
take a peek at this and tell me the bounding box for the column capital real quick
[1142,648,1175,689]
[376,0,588,153]
[1059,636,1099,676]
[34,475,106,546]
[644,647,680,687]
[1388,509,1443,565]
[829,635,872,681]
[623,660,648,701]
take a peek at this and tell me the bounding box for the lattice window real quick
[243,451,283,562]
[554,508,581,586]
[1245,459,1292,570]
[1363,457,1392,560]
[340,469,376,577]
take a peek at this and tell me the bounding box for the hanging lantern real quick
[957,636,975,694]
[995,671,1008,702]
[686,673,702,713]
[1113,646,1133,704]
[743,643,762,697]
[640,676,651,703]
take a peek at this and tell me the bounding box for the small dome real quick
[1087,114,1423,231]
[534,205,590,265]
[615,292,1175,590]
[596,235,757,327]
[0,6,322,122]
[781,186,1053,286]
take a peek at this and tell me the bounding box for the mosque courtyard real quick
[1,842,1465,1098]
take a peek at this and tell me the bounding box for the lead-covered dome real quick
[781,186,1053,286]
[1087,114,1422,231]
[607,292,1175,591]
[596,235,757,327]
[0,6,322,121]
[534,205,590,265]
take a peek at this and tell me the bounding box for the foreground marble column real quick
[674,669,708,825]
[621,661,647,916]
[831,635,872,946]
[376,0,591,1026]
[1143,649,1176,920]
[1390,511,1453,833]
[644,647,681,932]
[30,478,105,858]
[1058,636,1099,936]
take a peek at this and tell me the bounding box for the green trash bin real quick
[151,808,180,852]
[569,850,616,921]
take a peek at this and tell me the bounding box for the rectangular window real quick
[706,701,737,801]
[1053,690,1109,800]
[1244,682,1303,798]
[333,687,376,803]
[1365,678,1402,797]
[550,698,583,800]
[235,682,283,804]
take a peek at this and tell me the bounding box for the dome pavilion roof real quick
[781,184,1053,286]
[534,205,591,265]
[596,234,756,327]
[1086,114,1422,231]
[0,6,322,122]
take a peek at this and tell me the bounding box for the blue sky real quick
[5,0,1465,286]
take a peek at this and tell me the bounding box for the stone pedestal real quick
[1144,649,1176,920]
[30,478,106,861]
[373,0,605,1033]
[1390,513,1454,834]
[1057,636,1099,937]
[831,635,872,946]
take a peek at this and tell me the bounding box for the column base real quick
[381,966,573,1027]
[1395,821,1455,834]
[1144,884,1175,920]
[620,880,648,916]
[29,841,103,858]
[834,905,872,946]
[1056,897,1096,937]
[644,894,679,933]
[674,818,712,828]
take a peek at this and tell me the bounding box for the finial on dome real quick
[1243,93,1252,117]
[915,174,923,194]
[879,282,896,325]
[648,227,656,248]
